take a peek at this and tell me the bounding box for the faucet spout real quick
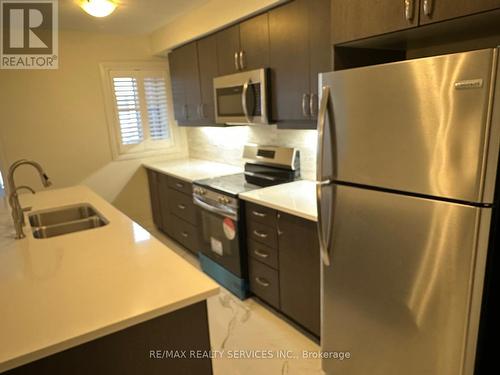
[7,160,52,239]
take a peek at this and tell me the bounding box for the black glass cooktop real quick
[194,173,261,197]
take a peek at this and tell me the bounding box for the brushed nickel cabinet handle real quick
[254,249,269,259]
[255,277,270,287]
[175,182,184,188]
[197,103,205,119]
[310,93,318,117]
[181,231,188,238]
[404,0,414,20]
[182,104,188,119]
[252,210,266,218]
[239,51,246,70]
[423,0,433,16]
[177,204,186,210]
[253,230,268,239]
[234,52,239,71]
[302,93,311,117]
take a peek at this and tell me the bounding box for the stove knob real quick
[224,197,230,204]
[200,188,206,195]
[217,196,224,204]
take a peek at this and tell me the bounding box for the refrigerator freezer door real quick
[322,184,491,375]
[321,48,500,204]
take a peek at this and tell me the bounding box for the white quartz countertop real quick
[143,158,242,182]
[0,186,219,372]
[239,180,317,222]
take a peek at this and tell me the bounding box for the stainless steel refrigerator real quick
[316,48,500,375]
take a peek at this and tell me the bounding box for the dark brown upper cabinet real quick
[197,34,219,124]
[169,42,202,126]
[331,0,420,45]
[239,13,270,70]
[419,0,500,24]
[269,0,331,129]
[216,25,241,75]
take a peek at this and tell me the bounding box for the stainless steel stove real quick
[193,144,300,299]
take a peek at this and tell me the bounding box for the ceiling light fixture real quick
[80,0,117,18]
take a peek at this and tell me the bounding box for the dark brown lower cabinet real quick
[278,212,320,337]
[5,302,213,375]
[146,169,162,229]
[245,202,320,337]
[146,169,200,254]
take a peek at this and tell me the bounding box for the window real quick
[100,62,177,159]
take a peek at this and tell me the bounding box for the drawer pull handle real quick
[175,182,184,188]
[255,277,270,287]
[253,230,268,239]
[177,204,186,210]
[181,231,189,238]
[254,249,269,259]
[252,210,266,218]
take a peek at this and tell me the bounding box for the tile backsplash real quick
[186,126,318,180]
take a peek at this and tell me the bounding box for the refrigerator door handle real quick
[317,181,334,266]
[316,85,334,266]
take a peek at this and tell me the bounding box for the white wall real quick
[0,30,188,227]
[150,0,287,54]
[186,126,318,180]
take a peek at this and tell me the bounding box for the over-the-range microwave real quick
[213,68,270,125]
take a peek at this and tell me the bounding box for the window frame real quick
[100,61,181,160]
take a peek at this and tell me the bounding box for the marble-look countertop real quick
[143,158,242,182]
[239,180,317,222]
[0,186,219,372]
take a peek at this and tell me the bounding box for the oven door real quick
[194,196,245,278]
[214,68,269,125]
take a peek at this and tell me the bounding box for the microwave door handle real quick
[242,80,252,124]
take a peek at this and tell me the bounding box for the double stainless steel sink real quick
[28,204,108,239]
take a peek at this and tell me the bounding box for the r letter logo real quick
[1,0,58,69]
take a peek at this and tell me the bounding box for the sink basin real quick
[29,204,108,239]
[29,204,101,227]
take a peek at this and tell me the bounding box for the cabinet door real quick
[308,0,331,120]
[216,25,241,75]
[239,13,270,70]
[169,42,201,125]
[181,42,202,123]
[278,212,320,336]
[331,0,420,44]
[269,0,310,122]
[168,48,187,123]
[419,0,500,24]
[146,169,162,229]
[158,173,174,237]
[197,35,218,123]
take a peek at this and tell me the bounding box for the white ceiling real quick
[59,0,210,35]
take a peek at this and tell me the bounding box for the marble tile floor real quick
[146,226,324,375]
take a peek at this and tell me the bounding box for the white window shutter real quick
[112,77,144,145]
[144,77,170,141]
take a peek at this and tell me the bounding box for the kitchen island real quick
[0,186,219,374]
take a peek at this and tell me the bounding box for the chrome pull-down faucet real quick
[7,160,52,239]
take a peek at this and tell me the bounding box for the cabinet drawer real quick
[249,258,280,309]
[168,176,192,195]
[172,217,199,253]
[247,220,278,249]
[245,202,276,227]
[169,188,197,225]
[248,239,278,270]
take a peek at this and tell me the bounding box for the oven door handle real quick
[193,196,237,220]
[242,79,252,124]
